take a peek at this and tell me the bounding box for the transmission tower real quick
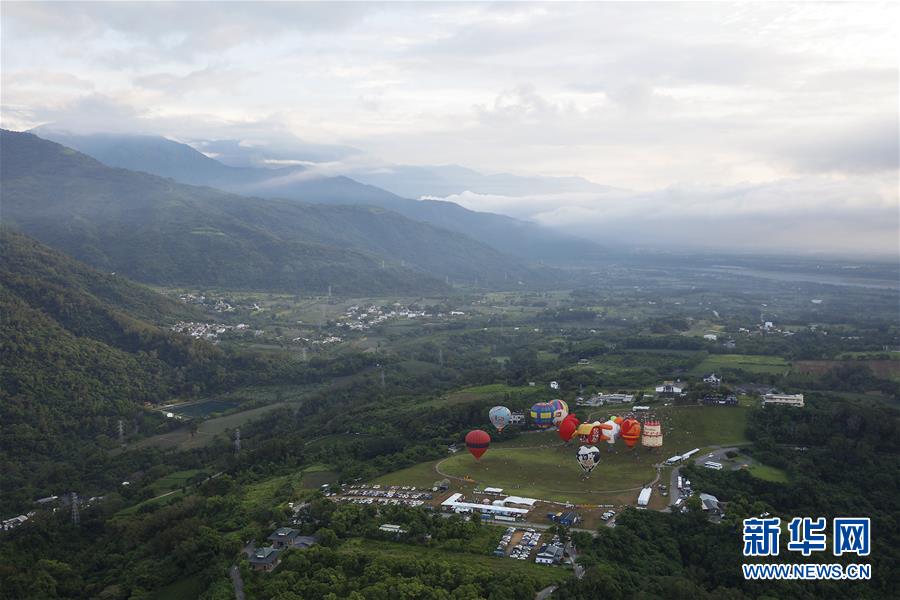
[117,419,125,444]
[70,492,80,525]
[234,428,241,454]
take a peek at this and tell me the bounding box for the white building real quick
[655,382,683,395]
[637,487,652,507]
[703,334,718,341]
[762,393,804,408]
[440,493,530,518]
[509,412,525,424]
[702,373,722,386]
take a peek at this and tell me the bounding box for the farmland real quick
[690,354,790,376]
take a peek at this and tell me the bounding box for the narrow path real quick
[146,471,224,503]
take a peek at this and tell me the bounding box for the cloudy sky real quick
[2,1,897,256]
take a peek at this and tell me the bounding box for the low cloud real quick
[429,175,899,257]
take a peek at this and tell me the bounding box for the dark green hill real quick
[0,229,254,510]
[33,129,604,263]
[1,130,543,292]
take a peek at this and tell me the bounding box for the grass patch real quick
[748,463,790,483]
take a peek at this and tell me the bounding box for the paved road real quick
[229,565,245,600]
[668,445,750,507]
[535,585,558,600]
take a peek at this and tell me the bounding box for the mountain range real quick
[33,128,605,262]
[2,130,553,294]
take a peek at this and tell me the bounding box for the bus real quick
[703,461,723,470]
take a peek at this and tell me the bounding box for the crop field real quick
[690,354,790,376]
[373,404,751,505]
[793,360,900,381]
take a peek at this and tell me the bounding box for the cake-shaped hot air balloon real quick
[641,420,663,448]
[488,406,512,432]
[620,418,642,448]
[577,445,601,475]
[465,429,491,460]
[558,413,580,441]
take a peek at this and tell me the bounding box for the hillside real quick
[0,230,243,510]
[1,130,543,292]
[33,129,604,262]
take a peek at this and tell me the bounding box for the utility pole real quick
[234,428,241,455]
[438,347,444,367]
[380,366,386,389]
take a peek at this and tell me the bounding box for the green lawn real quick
[373,404,751,505]
[748,463,790,483]
[690,354,789,376]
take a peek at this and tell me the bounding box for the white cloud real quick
[1,1,897,255]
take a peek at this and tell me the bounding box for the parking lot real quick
[494,526,544,561]
[336,484,434,508]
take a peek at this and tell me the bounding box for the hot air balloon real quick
[641,420,663,448]
[465,429,491,460]
[601,417,622,445]
[489,406,512,432]
[550,399,569,425]
[577,445,601,475]
[620,418,642,448]
[530,402,554,428]
[576,421,603,444]
[558,413,580,441]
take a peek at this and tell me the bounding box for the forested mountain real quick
[0,230,243,510]
[1,130,546,292]
[32,129,604,262]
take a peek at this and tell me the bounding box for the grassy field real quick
[374,404,751,505]
[690,354,789,376]
[338,538,568,588]
[747,463,790,483]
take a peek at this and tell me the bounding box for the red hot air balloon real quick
[558,413,580,441]
[465,429,491,460]
[620,418,642,448]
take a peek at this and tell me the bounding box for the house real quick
[698,493,722,513]
[268,527,300,549]
[702,373,722,387]
[548,511,580,526]
[378,524,407,535]
[762,393,804,408]
[703,334,718,341]
[249,546,282,571]
[700,394,738,406]
[577,358,591,365]
[535,544,565,564]
[655,381,683,397]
